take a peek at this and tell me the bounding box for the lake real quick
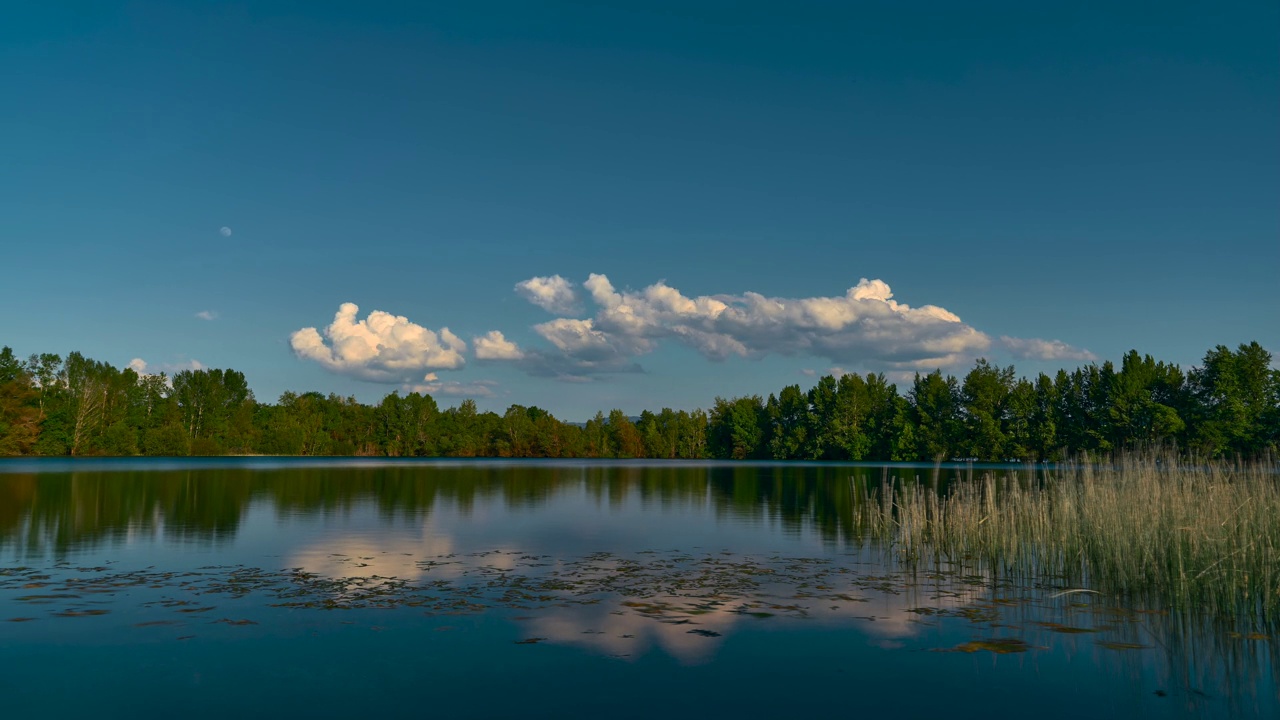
[1,459,1274,719]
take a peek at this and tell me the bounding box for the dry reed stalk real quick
[853,453,1280,620]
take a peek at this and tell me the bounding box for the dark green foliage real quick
[635,408,707,459]
[908,371,962,461]
[766,385,809,459]
[958,359,1016,461]
[1190,342,1278,457]
[0,341,1275,460]
[143,423,191,456]
[171,368,254,454]
[1107,351,1187,450]
[376,392,440,456]
[708,396,767,459]
[606,409,645,458]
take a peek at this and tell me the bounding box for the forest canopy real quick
[0,342,1276,461]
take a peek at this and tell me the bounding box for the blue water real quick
[0,459,1273,718]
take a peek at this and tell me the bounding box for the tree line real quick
[0,464,873,553]
[0,342,1276,461]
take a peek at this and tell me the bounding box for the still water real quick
[1,459,1275,719]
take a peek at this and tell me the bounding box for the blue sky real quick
[3,1,1277,419]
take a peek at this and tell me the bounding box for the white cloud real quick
[127,357,204,378]
[515,275,580,315]
[290,302,467,382]
[999,336,1097,362]
[534,317,654,360]
[491,343,644,381]
[195,310,218,321]
[502,274,992,377]
[406,379,499,398]
[290,279,1099,388]
[475,304,644,380]
[473,330,525,360]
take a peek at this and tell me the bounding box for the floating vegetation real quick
[943,638,1034,654]
[51,609,109,617]
[1226,632,1272,641]
[2,541,1275,711]
[1033,622,1096,634]
[1097,641,1151,651]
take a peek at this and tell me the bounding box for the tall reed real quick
[858,454,1280,620]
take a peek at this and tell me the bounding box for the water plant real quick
[861,454,1280,621]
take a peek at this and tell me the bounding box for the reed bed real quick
[858,455,1280,620]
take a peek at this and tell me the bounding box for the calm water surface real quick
[1,459,1274,719]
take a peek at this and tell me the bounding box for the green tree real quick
[498,404,538,457]
[436,399,488,456]
[1107,350,1187,450]
[1054,365,1114,456]
[1189,342,1278,457]
[959,359,1016,461]
[907,371,961,460]
[376,392,440,456]
[709,396,766,459]
[676,409,709,459]
[766,385,809,459]
[171,368,254,454]
[582,411,612,457]
[0,347,39,456]
[861,374,903,461]
[605,410,645,458]
[23,352,62,421]
[143,422,191,456]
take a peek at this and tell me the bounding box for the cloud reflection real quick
[520,561,995,663]
[288,531,457,582]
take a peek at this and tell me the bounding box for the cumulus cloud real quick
[290,302,467,382]
[515,275,580,315]
[503,274,992,378]
[289,278,1098,389]
[195,310,218,321]
[127,357,204,378]
[474,322,642,380]
[473,330,525,360]
[999,336,1097,362]
[406,378,499,398]
[509,347,644,380]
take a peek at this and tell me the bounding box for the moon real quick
[219,226,233,237]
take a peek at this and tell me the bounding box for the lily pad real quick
[1097,641,1151,651]
[944,638,1033,654]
